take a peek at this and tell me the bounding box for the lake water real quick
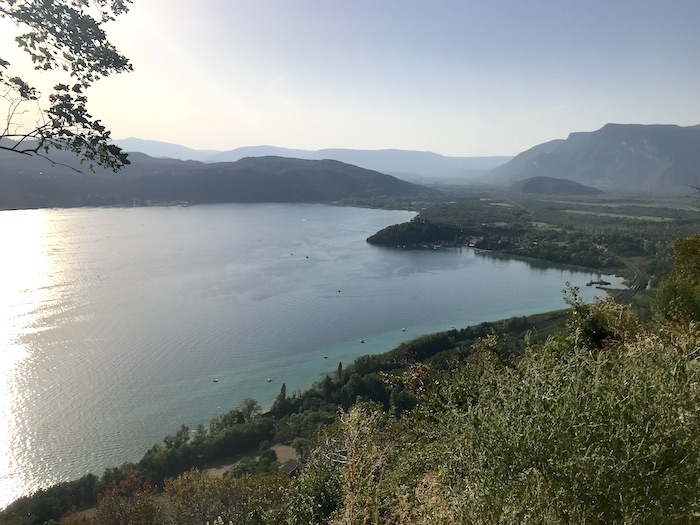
[0,203,620,508]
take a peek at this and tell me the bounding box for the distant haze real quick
[114,137,511,183]
[0,144,434,209]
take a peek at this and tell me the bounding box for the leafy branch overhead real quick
[0,0,132,171]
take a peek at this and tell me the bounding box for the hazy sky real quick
[4,1,700,155]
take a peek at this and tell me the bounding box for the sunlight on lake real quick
[0,210,53,507]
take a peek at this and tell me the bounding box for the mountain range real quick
[113,138,511,183]
[119,123,700,193]
[0,144,431,210]
[3,123,699,209]
[490,123,700,193]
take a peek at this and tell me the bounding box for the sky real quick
[3,0,700,156]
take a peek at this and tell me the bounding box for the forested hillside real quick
[0,146,432,209]
[509,176,603,195]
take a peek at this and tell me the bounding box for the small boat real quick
[360,339,366,344]
[213,379,218,383]
[323,355,328,359]
[267,378,272,382]
[401,328,406,332]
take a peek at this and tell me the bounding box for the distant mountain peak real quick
[114,137,221,161]
[509,176,603,195]
[112,139,512,184]
[491,123,700,193]
[0,152,434,209]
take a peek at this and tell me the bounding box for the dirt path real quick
[271,444,299,464]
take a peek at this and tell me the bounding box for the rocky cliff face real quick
[490,123,700,193]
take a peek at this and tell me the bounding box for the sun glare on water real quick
[0,210,53,509]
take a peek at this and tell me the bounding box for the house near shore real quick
[281,459,301,477]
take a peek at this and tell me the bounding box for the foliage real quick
[56,470,291,525]
[0,474,99,525]
[238,398,263,422]
[422,327,700,523]
[295,294,700,524]
[653,232,700,325]
[287,405,401,525]
[286,430,345,525]
[94,474,162,525]
[0,0,131,170]
[227,447,278,478]
[564,284,642,349]
[162,470,289,525]
[367,217,462,247]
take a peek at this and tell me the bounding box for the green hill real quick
[509,175,603,195]
[0,146,433,209]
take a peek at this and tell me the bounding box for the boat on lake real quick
[587,279,611,286]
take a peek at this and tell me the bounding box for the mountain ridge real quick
[509,176,603,195]
[490,123,700,192]
[0,146,432,209]
[113,138,512,183]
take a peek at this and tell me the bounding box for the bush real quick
[307,295,700,524]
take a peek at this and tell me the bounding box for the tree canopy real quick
[0,0,132,170]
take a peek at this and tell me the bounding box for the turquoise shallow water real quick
[0,203,620,507]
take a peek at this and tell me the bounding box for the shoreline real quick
[1,287,633,515]
[1,270,627,511]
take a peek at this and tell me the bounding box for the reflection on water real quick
[0,210,54,507]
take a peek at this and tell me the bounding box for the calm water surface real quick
[0,203,620,507]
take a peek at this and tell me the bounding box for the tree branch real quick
[0,0,132,171]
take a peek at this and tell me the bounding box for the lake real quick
[0,203,620,507]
